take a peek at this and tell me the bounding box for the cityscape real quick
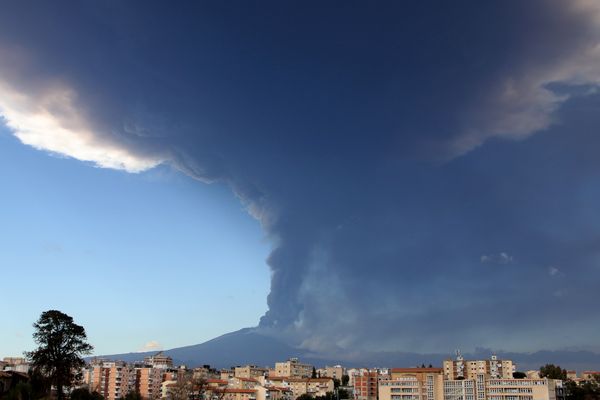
[2,2,600,400]
[3,352,600,400]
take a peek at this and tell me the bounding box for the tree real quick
[121,392,142,400]
[539,364,567,380]
[5,382,33,400]
[25,310,93,400]
[341,375,349,387]
[315,392,335,400]
[312,367,317,379]
[565,378,600,400]
[71,388,104,400]
[297,394,313,400]
[512,372,527,379]
[190,376,208,400]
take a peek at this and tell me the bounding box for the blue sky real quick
[0,127,269,356]
[2,1,600,359]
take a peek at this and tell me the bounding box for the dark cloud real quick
[1,0,600,354]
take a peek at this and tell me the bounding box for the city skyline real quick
[2,1,600,360]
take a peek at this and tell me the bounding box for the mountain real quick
[94,328,334,368]
[95,328,600,371]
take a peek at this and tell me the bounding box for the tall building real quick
[86,360,136,400]
[354,370,380,400]
[136,366,165,400]
[443,355,515,380]
[84,359,180,400]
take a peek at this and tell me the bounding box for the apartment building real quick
[207,379,230,389]
[136,366,166,400]
[235,366,269,379]
[347,369,365,388]
[261,376,289,389]
[231,377,260,390]
[378,368,444,400]
[287,378,335,398]
[194,366,220,380]
[319,366,344,381]
[1,358,30,374]
[442,375,563,400]
[213,388,257,400]
[255,385,293,400]
[222,369,235,380]
[86,361,136,400]
[485,378,563,400]
[443,356,514,380]
[443,378,477,400]
[274,358,313,378]
[354,370,380,400]
[581,371,600,380]
[143,353,174,369]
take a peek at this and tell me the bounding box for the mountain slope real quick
[96,328,324,368]
[96,328,600,371]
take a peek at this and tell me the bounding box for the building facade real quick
[355,370,380,400]
[274,359,313,379]
[287,378,334,398]
[443,356,514,380]
[235,366,269,379]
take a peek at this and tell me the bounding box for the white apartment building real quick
[444,355,515,380]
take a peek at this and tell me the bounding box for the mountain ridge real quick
[94,328,600,371]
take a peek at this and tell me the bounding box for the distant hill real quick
[95,328,600,371]
[94,328,333,368]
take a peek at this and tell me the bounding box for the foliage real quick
[296,394,314,400]
[25,310,93,400]
[512,372,527,379]
[315,392,335,400]
[539,364,567,380]
[121,392,142,400]
[341,375,349,387]
[70,388,104,400]
[312,367,317,379]
[333,378,340,389]
[28,369,51,400]
[4,382,33,400]
[190,377,208,400]
[338,389,350,399]
[565,377,600,400]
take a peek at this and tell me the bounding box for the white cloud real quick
[448,0,600,158]
[138,340,162,352]
[548,266,562,277]
[0,46,164,173]
[481,252,514,265]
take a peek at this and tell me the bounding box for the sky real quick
[1,0,600,358]
[0,129,270,356]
